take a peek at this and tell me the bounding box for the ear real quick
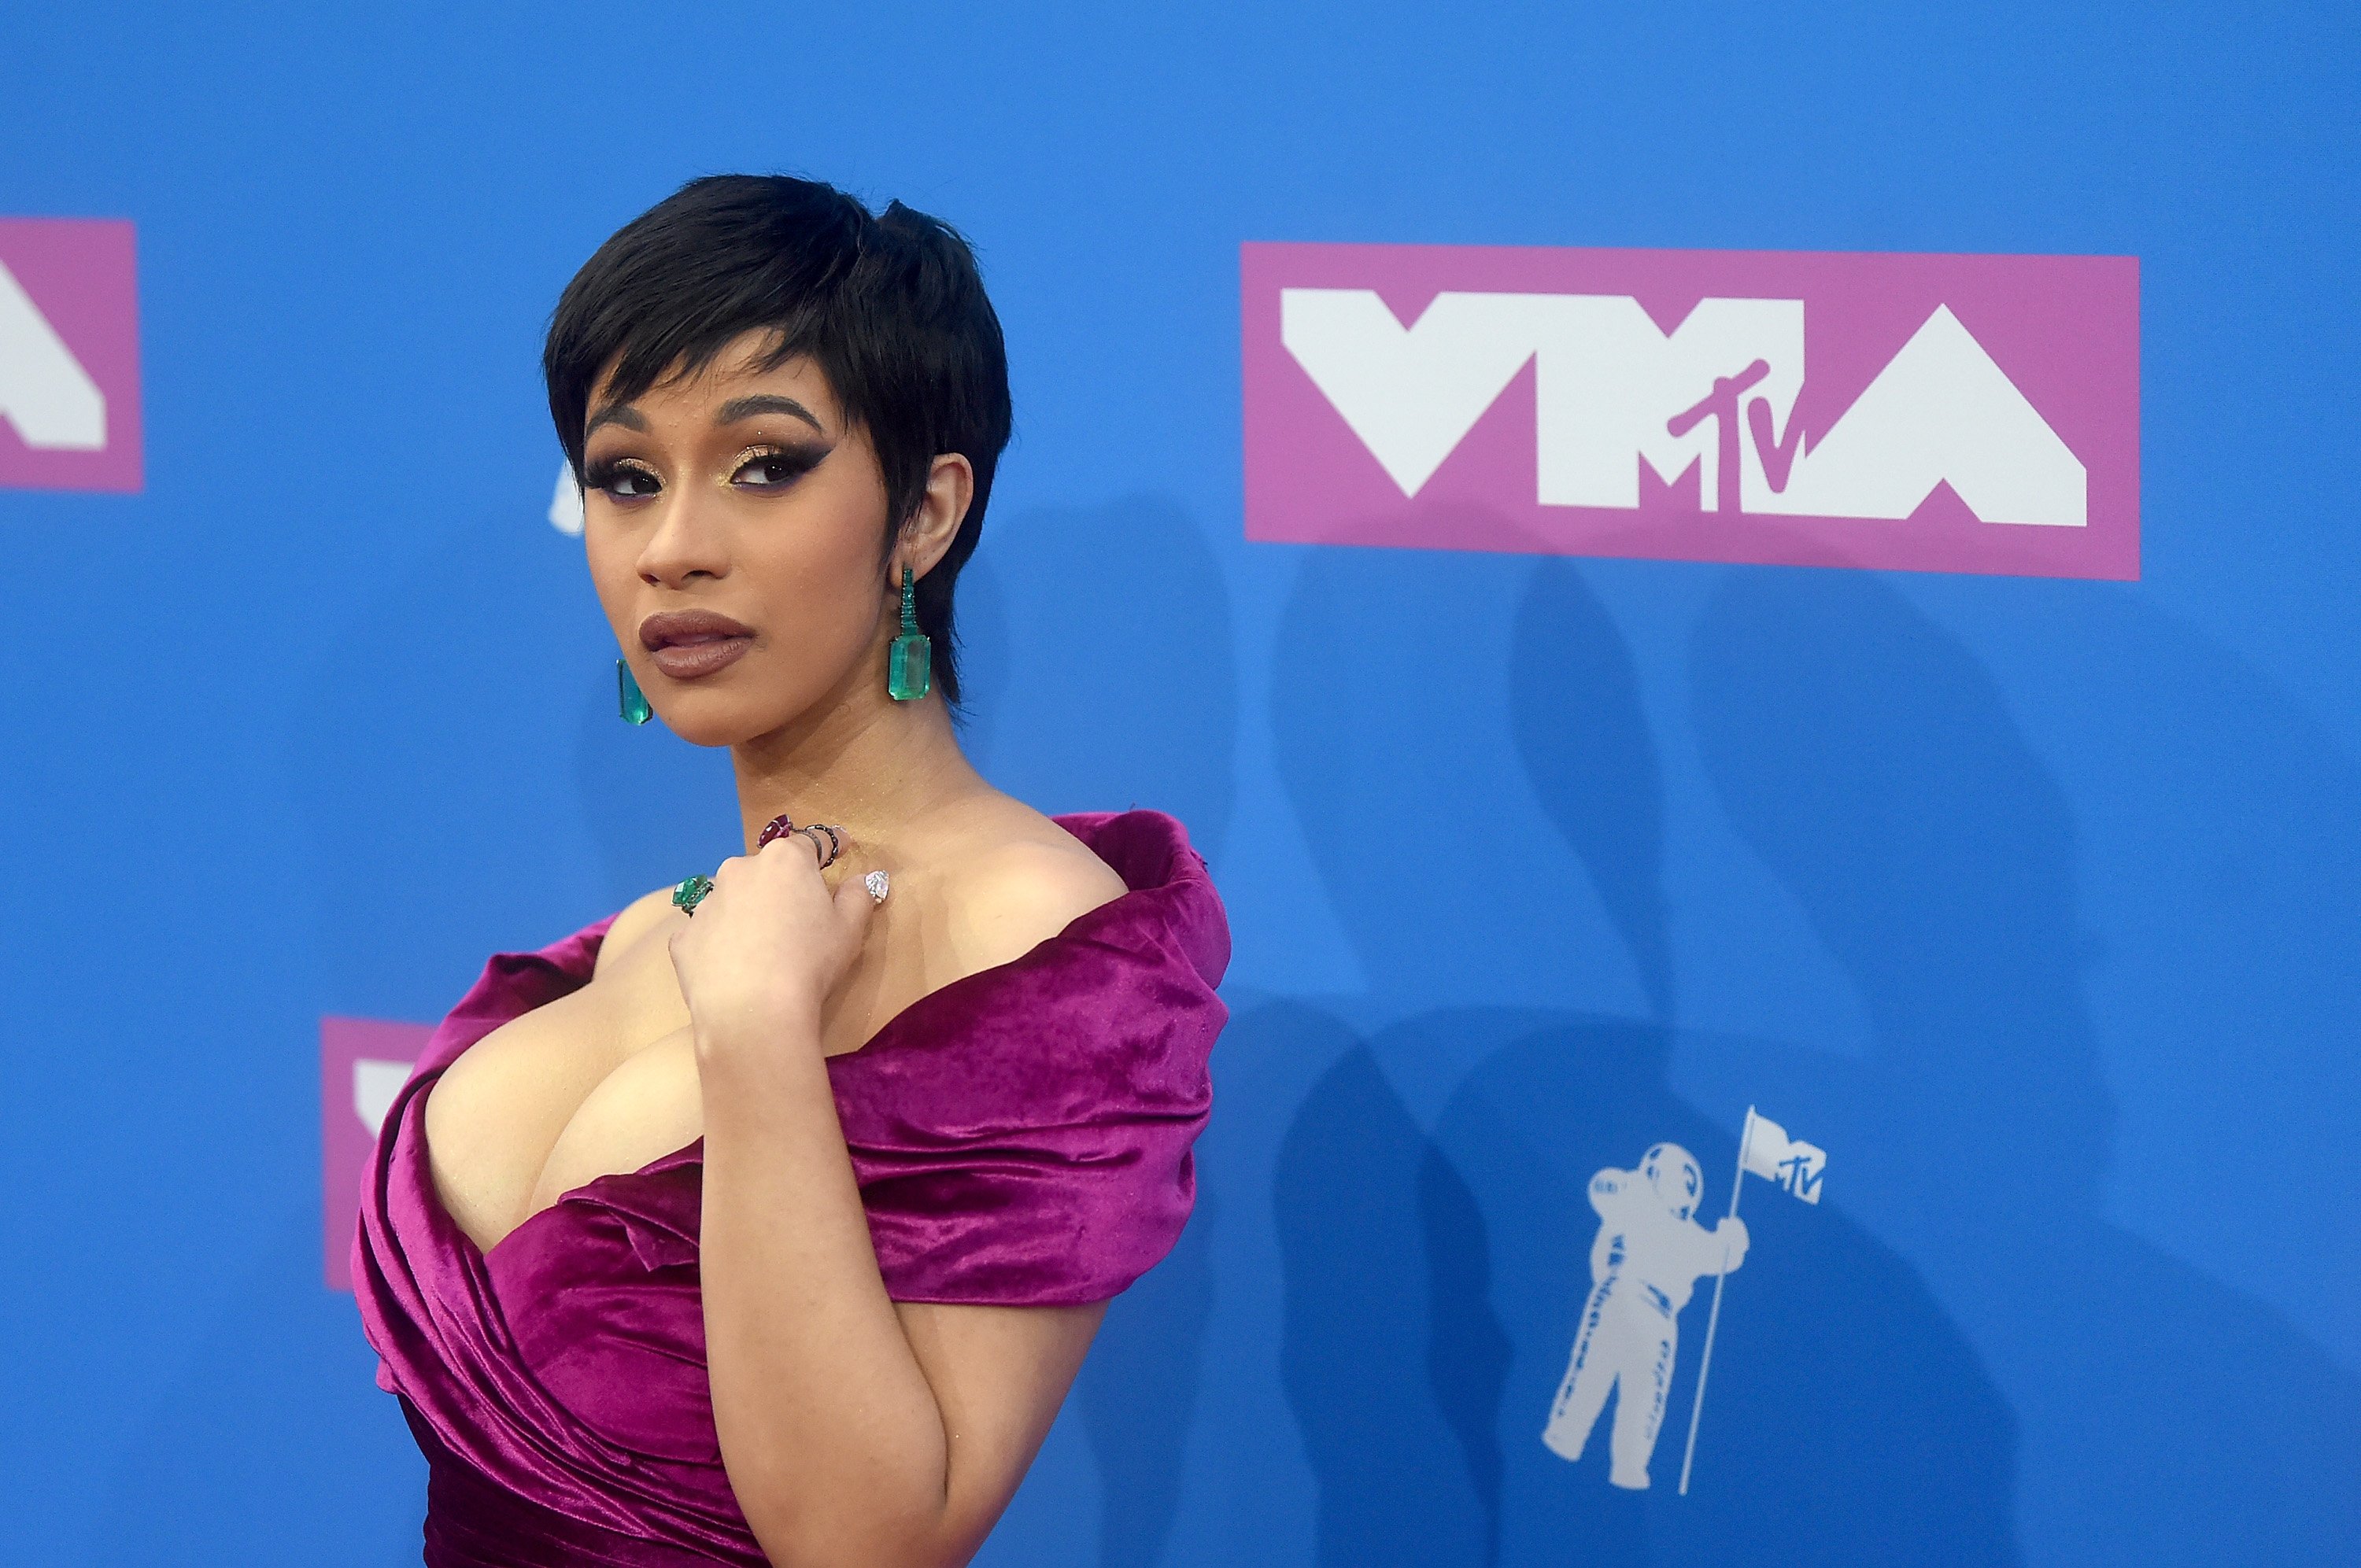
[896,452,975,581]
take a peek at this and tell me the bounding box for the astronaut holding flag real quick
[1541,1107,1828,1495]
[1541,1143,1748,1489]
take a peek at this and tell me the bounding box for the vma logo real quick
[0,219,142,493]
[1243,242,2137,579]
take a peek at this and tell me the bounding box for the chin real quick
[649,690,789,749]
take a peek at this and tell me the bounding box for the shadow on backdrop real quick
[957,497,1238,867]
[1685,569,2361,1566]
[1510,561,1674,1024]
[1075,1186,1218,1568]
[959,496,1238,1566]
[1273,1026,1498,1568]
[1269,548,2019,1566]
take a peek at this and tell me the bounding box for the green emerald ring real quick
[671,874,715,917]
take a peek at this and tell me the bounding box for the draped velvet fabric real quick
[353,810,1229,1566]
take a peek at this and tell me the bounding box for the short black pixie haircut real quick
[544,174,1012,703]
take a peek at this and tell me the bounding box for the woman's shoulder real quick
[920,799,1131,978]
[925,804,1229,1014]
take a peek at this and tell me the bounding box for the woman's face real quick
[581,332,897,748]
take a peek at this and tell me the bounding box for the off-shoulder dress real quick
[353,810,1229,1566]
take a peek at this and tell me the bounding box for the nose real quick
[634,482,731,588]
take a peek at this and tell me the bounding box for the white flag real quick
[1740,1109,1827,1204]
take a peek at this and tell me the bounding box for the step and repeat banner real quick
[4,6,2355,1566]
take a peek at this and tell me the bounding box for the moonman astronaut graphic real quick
[1543,1144,1749,1489]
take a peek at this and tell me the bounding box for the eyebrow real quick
[715,394,826,434]
[583,403,648,438]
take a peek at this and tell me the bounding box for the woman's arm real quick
[700,1042,1102,1565]
[673,835,1110,1568]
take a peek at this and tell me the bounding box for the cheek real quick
[582,532,640,632]
[743,480,888,629]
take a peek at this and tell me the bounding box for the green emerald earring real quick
[617,659,652,725]
[888,566,932,702]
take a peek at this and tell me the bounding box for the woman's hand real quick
[667,833,876,1056]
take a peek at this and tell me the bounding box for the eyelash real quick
[581,445,824,503]
[584,457,660,500]
[730,444,826,489]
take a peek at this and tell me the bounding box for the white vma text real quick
[1280,290,2085,527]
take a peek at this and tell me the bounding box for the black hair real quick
[544,174,1011,703]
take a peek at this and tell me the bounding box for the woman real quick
[353,175,1229,1566]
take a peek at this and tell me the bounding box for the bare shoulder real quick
[594,886,682,976]
[929,802,1128,972]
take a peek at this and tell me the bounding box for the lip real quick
[639,610,756,681]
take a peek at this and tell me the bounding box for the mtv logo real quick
[0,219,142,493]
[320,1016,430,1291]
[1244,243,2137,580]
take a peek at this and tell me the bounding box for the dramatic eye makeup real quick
[730,441,829,489]
[583,456,662,500]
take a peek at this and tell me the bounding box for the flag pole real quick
[1677,1106,1753,1496]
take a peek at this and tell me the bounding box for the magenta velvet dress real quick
[353,810,1229,1566]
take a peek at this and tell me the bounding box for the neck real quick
[728,674,985,855]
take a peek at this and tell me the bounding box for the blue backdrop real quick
[3,3,2356,1563]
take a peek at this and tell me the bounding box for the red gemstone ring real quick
[756,814,796,848]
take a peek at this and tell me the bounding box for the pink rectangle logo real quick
[1243,242,2138,579]
[0,218,142,493]
[321,1016,431,1291]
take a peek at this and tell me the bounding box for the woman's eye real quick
[733,448,822,489]
[589,462,660,500]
